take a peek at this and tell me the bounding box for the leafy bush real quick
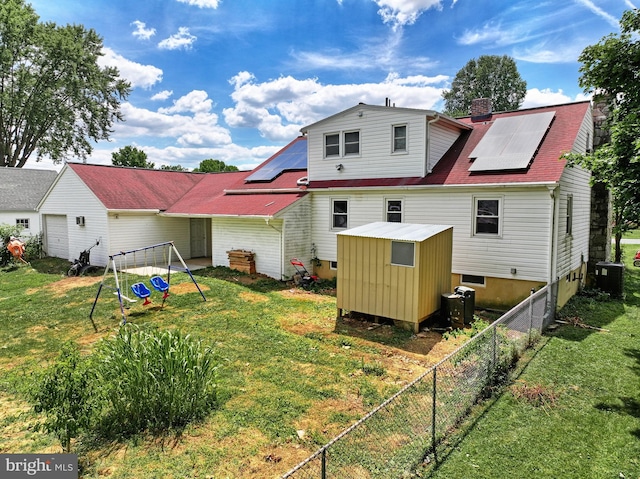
[30,342,95,452]
[0,223,23,266]
[93,325,219,435]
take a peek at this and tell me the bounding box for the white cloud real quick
[98,48,163,88]
[131,20,156,40]
[521,88,590,108]
[158,27,197,50]
[373,0,443,30]
[176,0,221,8]
[223,71,448,141]
[116,99,231,147]
[513,41,585,63]
[573,0,620,28]
[158,90,213,114]
[151,90,173,101]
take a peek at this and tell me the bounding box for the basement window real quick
[461,274,485,286]
[391,241,415,267]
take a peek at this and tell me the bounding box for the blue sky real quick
[27,0,635,171]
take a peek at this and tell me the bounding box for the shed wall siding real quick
[0,211,41,236]
[313,187,553,282]
[212,218,283,279]
[38,168,110,264]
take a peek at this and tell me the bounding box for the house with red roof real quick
[38,98,593,311]
[301,99,593,309]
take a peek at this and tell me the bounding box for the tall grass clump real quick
[94,325,219,436]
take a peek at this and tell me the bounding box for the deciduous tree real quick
[0,0,130,167]
[111,146,154,169]
[193,159,238,172]
[442,55,526,116]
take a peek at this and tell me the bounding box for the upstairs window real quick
[566,195,573,236]
[393,125,407,152]
[474,198,501,235]
[386,199,403,223]
[344,131,360,155]
[332,199,348,229]
[325,133,340,157]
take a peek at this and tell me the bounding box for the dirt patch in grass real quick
[277,288,335,303]
[169,282,210,295]
[26,276,103,297]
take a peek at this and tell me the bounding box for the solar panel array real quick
[245,138,307,182]
[468,111,555,172]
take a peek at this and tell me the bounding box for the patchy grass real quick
[0,257,460,478]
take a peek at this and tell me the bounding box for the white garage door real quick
[45,215,69,259]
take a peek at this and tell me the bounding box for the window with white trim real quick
[566,195,573,236]
[391,241,415,267]
[393,125,407,153]
[474,198,501,235]
[16,218,29,229]
[325,133,340,157]
[332,199,348,229]
[344,131,360,155]
[386,199,403,223]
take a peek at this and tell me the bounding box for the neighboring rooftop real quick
[0,168,58,211]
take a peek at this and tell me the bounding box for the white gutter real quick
[306,181,560,192]
[426,114,440,174]
[107,209,160,214]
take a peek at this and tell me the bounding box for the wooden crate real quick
[227,249,256,274]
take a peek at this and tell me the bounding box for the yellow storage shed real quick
[336,222,453,332]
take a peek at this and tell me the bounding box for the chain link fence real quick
[282,281,559,479]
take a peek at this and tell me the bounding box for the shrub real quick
[29,342,95,452]
[93,325,219,436]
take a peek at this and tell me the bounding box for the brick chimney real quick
[470,98,492,122]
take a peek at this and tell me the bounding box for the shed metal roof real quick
[337,222,452,242]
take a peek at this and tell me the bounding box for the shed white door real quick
[44,215,69,259]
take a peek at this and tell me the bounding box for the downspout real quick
[548,185,559,285]
[426,114,440,175]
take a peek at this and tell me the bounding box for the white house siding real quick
[211,218,283,279]
[428,122,461,173]
[311,186,553,283]
[38,167,109,263]
[280,196,312,279]
[0,211,41,237]
[306,108,432,181]
[107,214,191,267]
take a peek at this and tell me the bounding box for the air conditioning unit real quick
[76,216,86,226]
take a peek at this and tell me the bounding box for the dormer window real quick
[393,125,407,153]
[325,133,340,157]
[344,131,360,155]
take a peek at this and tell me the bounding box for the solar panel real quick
[468,111,555,172]
[245,138,307,182]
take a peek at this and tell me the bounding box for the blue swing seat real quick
[131,282,152,305]
[150,276,169,292]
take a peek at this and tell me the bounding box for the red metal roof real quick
[309,101,591,189]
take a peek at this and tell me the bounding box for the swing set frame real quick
[89,241,206,331]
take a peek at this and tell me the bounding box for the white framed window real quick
[330,261,338,270]
[325,133,340,157]
[391,241,415,267]
[343,130,360,155]
[386,199,403,223]
[332,199,348,230]
[566,195,573,236]
[474,197,502,236]
[393,124,407,153]
[16,218,29,229]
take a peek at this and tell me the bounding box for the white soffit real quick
[468,111,555,172]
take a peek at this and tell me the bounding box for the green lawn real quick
[422,244,640,479]
[623,229,640,240]
[0,258,452,479]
